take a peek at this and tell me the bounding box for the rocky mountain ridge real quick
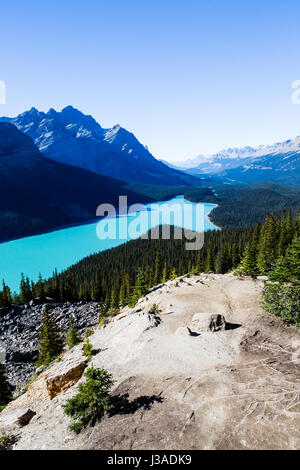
[0,106,201,186]
[171,136,300,185]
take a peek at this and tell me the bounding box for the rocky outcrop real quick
[45,355,87,400]
[0,274,299,450]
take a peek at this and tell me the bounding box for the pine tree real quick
[20,273,32,304]
[98,301,108,325]
[239,222,261,275]
[239,242,258,275]
[104,291,111,311]
[64,273,78,302]
[83,337,94,361]
[67,314,81,350]
[51,269,60,301]
[123,272,132,305]
[278,211,294,256]
[196,251,205,273]
[231,243,240,268]
[161,261,168,283]
[170,267,177,280]
[36,307,63,366]
[0,363,13,409]
[269,237,300,282]
[130,268,148,305]
[1,281,11,307]
[35,273,45,301]
[205,249,215,273]
[263,237,300,326]
[154,250,162,285]
[62,367,114,433]
[93,273,103,301]
[257,214,277,274]
[119,280,126,308]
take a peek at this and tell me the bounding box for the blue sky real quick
[1,0,300,161]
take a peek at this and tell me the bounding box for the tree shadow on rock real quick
[109,392,164,416]
[226,322,241,330]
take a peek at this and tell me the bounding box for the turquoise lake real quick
[0,198,217,292]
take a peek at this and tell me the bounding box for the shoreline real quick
[0,199,221,293]
[0,198,220,245]
[206,204,222,230]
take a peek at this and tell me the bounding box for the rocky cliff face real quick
[0,274,299,450]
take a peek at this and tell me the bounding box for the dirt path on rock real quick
[91,274,265,379]
[2,273,299,450]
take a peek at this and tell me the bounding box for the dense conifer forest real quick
[0,211,298,325]
[210,183,300,228]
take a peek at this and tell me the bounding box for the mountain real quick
[0,106,201,187]
[216,149,300,185]
[176,137,300,185]
[0,123,155,242]
[175,146,258,173]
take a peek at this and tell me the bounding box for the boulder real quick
[0,408,36,429]
[191,313,227,333]
[45,356,87,400]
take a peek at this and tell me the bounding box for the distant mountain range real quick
[0,106,299,242]
[0,106,201,187]
[170,137,300,185]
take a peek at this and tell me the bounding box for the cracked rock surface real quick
[0,273,299,450]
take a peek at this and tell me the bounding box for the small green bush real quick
[148,303,161,315]
[0,433,15,450]
[262,282,300,326]
[62,367,115,433]
[67,314,81,350]
[82,336,94,361]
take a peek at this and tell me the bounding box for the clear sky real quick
[1,0,300,161]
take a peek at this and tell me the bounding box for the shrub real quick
[0,433,15,450]
[67,314,81,350]
[148,303,161,315]
[82,337,94,361]
[262,282,300,326]
[62,367,114,433]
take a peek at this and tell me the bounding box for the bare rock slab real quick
[0,408,36,429]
